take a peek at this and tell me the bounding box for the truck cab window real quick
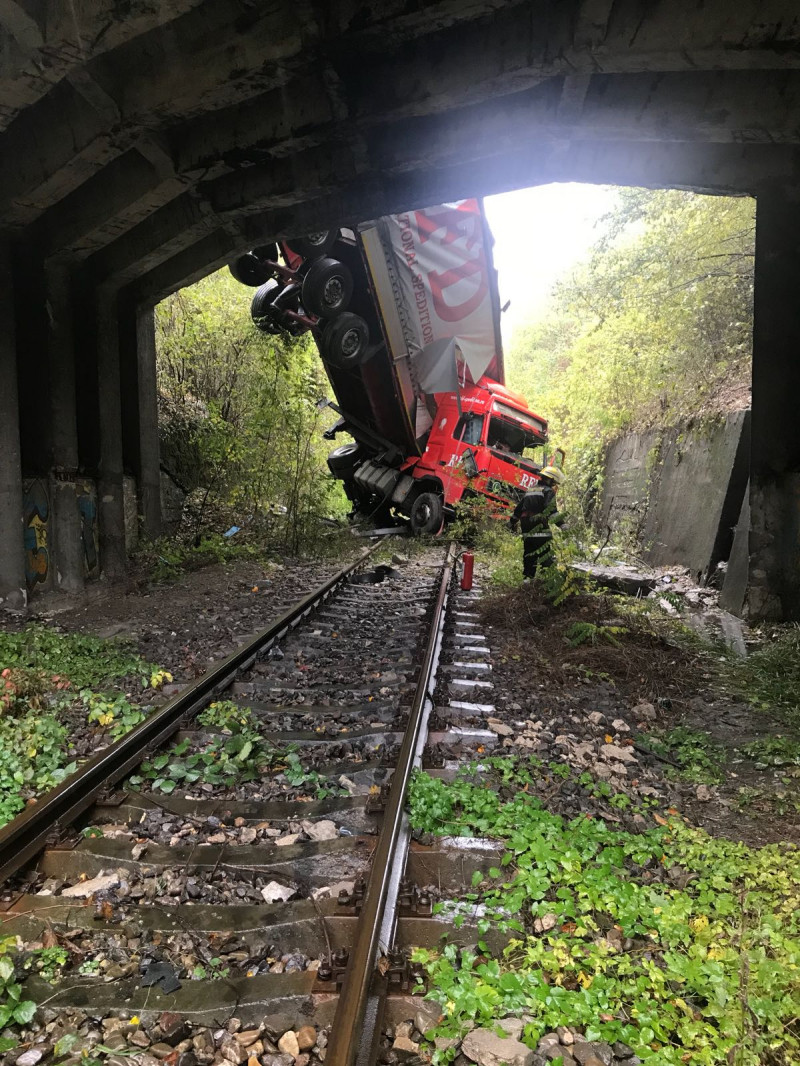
[455,414,484,445]
[488,417,526,455]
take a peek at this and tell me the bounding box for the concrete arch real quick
[1,0,800,613]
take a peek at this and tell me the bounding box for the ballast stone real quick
[461,1028,536,1066]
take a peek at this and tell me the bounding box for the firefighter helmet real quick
[540,465,565,485]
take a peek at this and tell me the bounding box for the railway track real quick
[0,545,505,1066]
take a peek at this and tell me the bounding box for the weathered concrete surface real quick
[1,2,800,610]
[748,189,800,620]
[599,411,750,582]
[720,487,751,616]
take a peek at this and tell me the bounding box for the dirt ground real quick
[12,551,359,686]
[479,582,800,849]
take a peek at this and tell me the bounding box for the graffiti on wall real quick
[77,484,99,576]
[23,479,49,590]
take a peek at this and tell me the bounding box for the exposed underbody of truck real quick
[229,202,561,534]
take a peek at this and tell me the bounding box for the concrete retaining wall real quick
[598,410,751,582]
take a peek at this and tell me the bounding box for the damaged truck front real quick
[229,200,560,534]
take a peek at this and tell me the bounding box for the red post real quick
[460,551,474,590]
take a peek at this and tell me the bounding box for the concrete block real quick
[599,411,749,582]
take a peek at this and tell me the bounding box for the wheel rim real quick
[341,328,361,357]
[323,276,344,308]
[418,502,432,525]
[307,231,328,246]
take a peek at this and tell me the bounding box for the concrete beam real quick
[96,289,127,579]
[32,150,184,259]
[135,306,162,540]
[0,1,207,131]
[46,263,85,594]
[129,229,238,306]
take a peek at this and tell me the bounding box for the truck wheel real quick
[410,492,444,536]
[302,258,353,319]
[230,251,275,287]
[285,230,337,259]
[251,279,283,333]
[327,442,363,477]
[323,313,370,369]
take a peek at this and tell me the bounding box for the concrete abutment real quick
[748,190,800,620]
[0,257,162,606]
[0,239,26,609]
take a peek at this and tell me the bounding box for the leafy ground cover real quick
[128,700,347,799]
[409,760,800,1065]
[0,625,163,827]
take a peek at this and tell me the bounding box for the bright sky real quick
[484,183,620,344]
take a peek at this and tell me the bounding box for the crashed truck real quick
[229,199,562,534]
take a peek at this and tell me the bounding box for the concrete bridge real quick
[1,0,799,617]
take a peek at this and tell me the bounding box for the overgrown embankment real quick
[407,578,800,1065]
[508,189,754,522]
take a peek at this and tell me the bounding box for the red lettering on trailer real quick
[414,205,488,323]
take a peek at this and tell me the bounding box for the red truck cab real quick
[407,380,549,516]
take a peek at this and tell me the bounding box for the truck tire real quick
[230,251,275,287]
[327,442,363,477]
[285,230,337,259]
[251,279,283,333]
[302,258,353,319]
[322,313,370,369]
[410,491,444,536]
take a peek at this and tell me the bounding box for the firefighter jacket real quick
[510,486,559,537]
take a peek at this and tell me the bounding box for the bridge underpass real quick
[1,0,799,618]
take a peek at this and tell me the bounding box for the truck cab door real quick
[441,413,485,504]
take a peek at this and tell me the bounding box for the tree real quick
[156,268,345,549]
[507,188,754,504]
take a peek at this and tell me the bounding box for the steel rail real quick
[0,544,381,884]
[326,543,457,1066]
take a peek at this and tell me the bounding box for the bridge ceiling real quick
[2,0,799,301]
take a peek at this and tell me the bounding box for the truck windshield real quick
[488,403,547,455]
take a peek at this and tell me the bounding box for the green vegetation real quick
[128,728,345,799]
[26,947,69,982]
[0,626,168,828]
[739,735,800,767]
[191,957,230,980]
[508,189,753,508]
[643,727,724,784]
[0,712,75,823]
[726,626,800,723]
[141,531,266,583]
[408,761,800,1065]
[0,936,35,1035]
[197,699,252,733]
[156,269,346,551]
[0,625,156,690]
[564,621,628,648]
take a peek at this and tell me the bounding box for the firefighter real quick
[509,466,565,580]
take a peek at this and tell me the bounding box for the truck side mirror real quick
[461,448,479,479]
